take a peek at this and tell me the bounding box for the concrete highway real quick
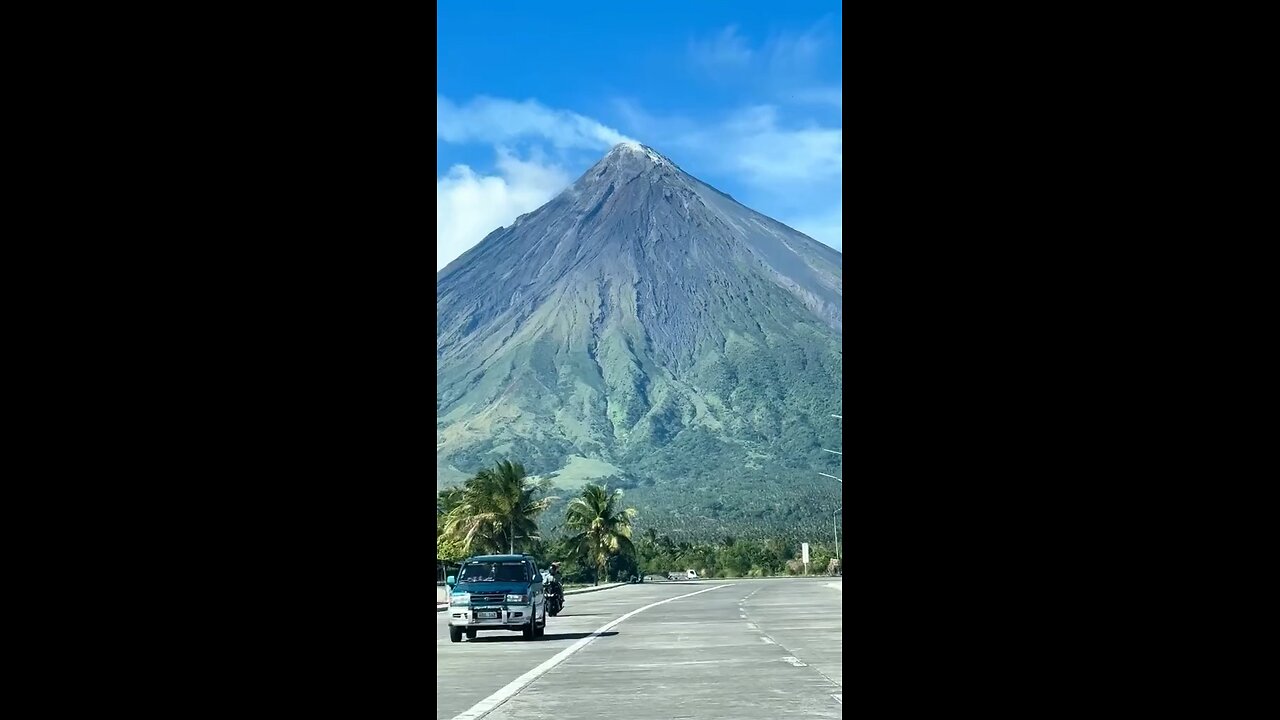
[436,577,843,719]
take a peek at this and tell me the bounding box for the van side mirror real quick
[446,575,456,587]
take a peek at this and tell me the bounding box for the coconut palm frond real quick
[441,459,555,555]
[561,482,639,585]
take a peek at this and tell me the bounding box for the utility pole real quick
[821,413,842,561]
[833,507,841,559]
[821,414,842,482]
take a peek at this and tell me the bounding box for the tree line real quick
[437,459,843,585]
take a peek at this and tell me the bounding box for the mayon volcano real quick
[437,143,842,539]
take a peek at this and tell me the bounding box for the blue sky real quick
[437,1,842,270]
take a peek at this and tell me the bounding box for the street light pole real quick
[833,506,841,559]
[820,412,842,562]
[820,416,842,481]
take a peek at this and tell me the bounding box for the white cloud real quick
[616,97,840,187]
[436,148,571,270]
[677,105,841,187]
[436,95,641,270]
[437,95,635,150]
[612,100,841,249]
[689,25,754,70]
[689,22,837,88]
[434,92,842,259]
[764,25,829,76]
[726,115,841,185]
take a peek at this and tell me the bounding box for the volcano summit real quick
[437,143,842,538]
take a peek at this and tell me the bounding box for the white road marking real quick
[746,623,757,629]
[753,627,842,693]
[833,694,843,704]
[740,614,747,618]
[781,656,809,667]
[450,584,734,720]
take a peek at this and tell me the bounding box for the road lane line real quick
[450,584,734,720]
[747,584,842,692]
[754,630,841,690]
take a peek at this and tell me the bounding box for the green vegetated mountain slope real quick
[437,143,842,540]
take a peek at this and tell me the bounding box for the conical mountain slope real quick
[437,143,842,539]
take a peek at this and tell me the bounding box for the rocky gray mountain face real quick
[437,143,842,539]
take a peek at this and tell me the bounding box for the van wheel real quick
[449,627,462,643]
[522,622,534,640]
[466,629,476,639]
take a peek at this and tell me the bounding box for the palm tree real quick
[442,460,555,555]
[436,486,466,580]
[437,486,463,535]
[564,483,637,585]
[636,527,662,575]
[640,527,660,558]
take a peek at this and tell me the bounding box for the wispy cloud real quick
[437,95,636,150]
[436,91,842,262]
[763,24,829,76]
[689,21,837,87]
[675,21,840,250]
[688,25,754,71]
[619,101,841,189]
[436,95,641,270]
[718,105,841,185]
[436,147,571,270]
[613,99,841,251]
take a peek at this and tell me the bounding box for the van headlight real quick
[505,594,529,604]
[451,592,470,606]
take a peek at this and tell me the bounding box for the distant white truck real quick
[667,569,698,580]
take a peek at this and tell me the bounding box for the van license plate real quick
[477,611,497,619]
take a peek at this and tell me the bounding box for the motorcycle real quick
[544,576,564,616]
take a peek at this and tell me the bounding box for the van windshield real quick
[458,561,528,583]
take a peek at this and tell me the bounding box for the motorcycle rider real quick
[545,562,563,590]
[544,562,564,612]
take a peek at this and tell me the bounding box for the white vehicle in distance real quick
[667,569,698,580]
